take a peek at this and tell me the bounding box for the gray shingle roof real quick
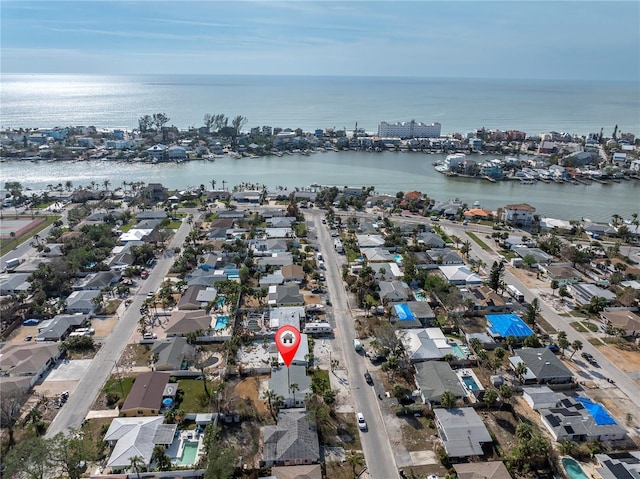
[434,408,492,457]
[263,410,319,465]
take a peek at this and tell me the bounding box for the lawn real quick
[466,231,490,250]
[570,321,598,333]
[176,378,216,413]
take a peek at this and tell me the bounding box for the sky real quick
[1,1,639,81]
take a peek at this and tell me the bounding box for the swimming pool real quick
[216,295,227,307]
[174,440,199,466]
[393,254,403,264]
[461,375,480,390]
[214,316,229,330]
[562,457,588,479]
[575,397,616,425]
[450,343,466,358]
[413,291,426,301]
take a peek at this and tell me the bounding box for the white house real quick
[501,203,536,227]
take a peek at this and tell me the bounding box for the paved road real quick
[442,221,640,410]
[45,215,191,437]
[307,210,399,479]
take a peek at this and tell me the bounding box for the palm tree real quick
[515,361,528,382]
[103,179,110,191]
[128,455,145,478]
[569,340,583,359]
[440,390,457,408]
[289,382,299,406]
[264,389,282,424]
[210,179,216,191]
[346,450,365,479]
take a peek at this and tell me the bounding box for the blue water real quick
[575,397,616,425]
[413,291,426,302]
[2,74,637,135]
[214,316,228,330]
[174,440,199,466]
[1,74,638,222]
[562,458,589,479]
[461,375,480,390]
[451,343,465,359]
[395,303,414,321]
[393,254,403,264]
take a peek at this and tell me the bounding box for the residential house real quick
[164,311,212,337]
[540,395,626,442]
[272,334,309,367]
[378,280,411,303]
[261,410,320,467]
[434,408,493,457]
[0,273,31,295]
[512,247,553,266]
[72,270,120,291]
[257,253,294,272]
[416,232,446,248]
[146,144,167,161]
[268,284,304,306]
[141,183,169,203]
[270,465,323,479]
[356,234,385,248]
[267,306,306,331]
[260,270,285,287]
[120,371,172,416]
[453,462,511,479]
[426,249,464,266]
[463,208,493,221]
[397,328,453,363]
[0,342,62,388]
[501,203,536,227]
[151,337,196,371]
[177,285,207,310]
[136,210,168,221]
[414,361,466,406]
[281,264,305,283]
[461,285,507,315]
[431,199,463,218]
[374,262,403,281]
[36,314,88,342]
[595,451,640,479]
[599,310,640,338]
[251,238,291,256]
[486,314,534,340]
[104,416,177,470]
[168,145,187,160]
[539,217,572,232]
[540,263,582,285]
[267,217,296,228]
[567,283,616,306]
[391,301,437,328]
[522,386,558,410]
[438,265,482,286]
[503,235,535,250]
[65,290,102,314]
[362,248,394,263]
[583,220,617,238]
[268,364,312,408]
[509,348,573,385]
[233,190,264,203]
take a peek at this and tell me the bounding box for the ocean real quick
[1,74,638,135]
[1,74,638,222]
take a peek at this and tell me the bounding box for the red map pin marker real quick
[276,325,301,368]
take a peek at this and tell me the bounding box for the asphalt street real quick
[45,213,192,437]
[307,209,399,479]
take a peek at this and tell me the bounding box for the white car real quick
[356,412,367,431]
[143,332,157,340]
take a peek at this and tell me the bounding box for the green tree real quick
[2,436,52,479]
[525,298,540,327]
[129,455,145,479]
[488,261,505,292]
[483,388,498,409]
[499,384,513,408]
[0,389,27,446]
[440,390,457,408]
[49,431,98,479]
[569,340,583,359]
[151,444,172,471]
[264,389,283,424]
[557,331,570,357]
[346,450,365,478]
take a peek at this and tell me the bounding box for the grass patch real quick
[104,375,136,401]
[570,322,591,333]
[0,215,60,256]
[167,220,182,229]
[467,231,490,250]
[588,338,602,346]
[118,223,133,232]
[176,378,216,413]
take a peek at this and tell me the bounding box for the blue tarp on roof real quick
[575,397,616,425]
[395,303,415,321]
[486,314,534,338]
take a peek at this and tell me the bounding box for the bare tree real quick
[0,389,27,446]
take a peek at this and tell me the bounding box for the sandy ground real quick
[233,376,268,415]
[91,315,119,338]
[7,323,39,342]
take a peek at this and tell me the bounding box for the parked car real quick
[24,335,33,342]
[326,299,332,306]
[143,332,157,340]
[356,412,367,431]
[364,372,373,385]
